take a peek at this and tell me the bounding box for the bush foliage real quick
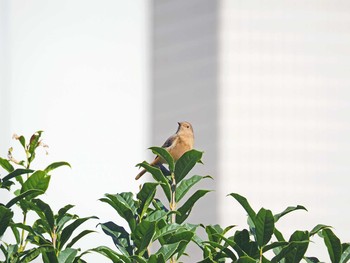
[0,132,349,263]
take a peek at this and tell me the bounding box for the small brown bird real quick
[135,121,194,180]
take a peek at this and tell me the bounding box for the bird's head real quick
[177,121,194,135]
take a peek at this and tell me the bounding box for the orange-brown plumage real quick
[135,121,194,180]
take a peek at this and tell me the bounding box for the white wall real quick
[0,1,149,261]
[219,1,350,260]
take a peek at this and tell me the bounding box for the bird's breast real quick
[168,136,193,161]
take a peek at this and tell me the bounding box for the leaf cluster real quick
[0,132,96,263]
[1,132,349,263]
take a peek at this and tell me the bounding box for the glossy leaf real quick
[234,229,259,258]
[285,230,309,263]
[156,242,181,260]
[0,157,14,172]
[263,241,289,253]
[236,256,257,263]
[6,189,43,208]
[148,253,166,263]
[100,193,136,231]
[133,220,156,254]
[174,149,203,183]
[273,227,286,242]
[271,241,309,263]
[58,248,78,263]
[322,228,342,263]
[2,168,33,182]
[310,224,331,236]
[340,243,350,263]
[57,205,75,224]
[0,205,13,236]
[59,216,98,250]
[28,131,43,163]
[149,147,174,173]
[304,257,321,263]
[92,246,131,263]
[229,193,257,220]
[21,170,50,198]
[21,246,53,263]
[44,162,71,173]
[176,190,211,224]
[176,175,212,202]
[274,205,307,222]
[137,162,171,202]
[32,199,55,231]
[100,221,132,256]
[66,230,96,248]
[255,208,274,247]
[137,182,158,220]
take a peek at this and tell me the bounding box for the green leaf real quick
[274,205,307,222]
[137,182,158,220]
[32,199,55,231]
[176,190,211,224]
[146,210,167,222]
[28,131,43,163]
[58,248,78,263]
[100,221,132,256]
[92,246,131,263]
[263,241,289,253]
[285,230,309,263]
[233,229,259,258]
[59,216,98,250]
[340,243,350,263]
[21,246,54,263]
[271,241,309,263]
[205,225,224,243]
[229,193,257,220]
[2,168,34,182]
[21,170,50,198]
[0,205,13,236]
[66,230,96,249]
[148,253,166,263]
[137,161,171,201]
[156,242,181,260]
[274,227,286,242]
[236,256,257,263]
[6,189,43,208]
[0,157,14,172]
[202,240,237,261]
[176,175,212,202]
[45,162,71,173]
[57,205,75,224]
[149,147,175,173]
[154,222,181,241]
[310,224,331,236]
[100,192,137,230]
[255,208,274,247]
[322,228,342,263]
[174,149,203,183]
[304,257,321,263]
[133,220,156,254]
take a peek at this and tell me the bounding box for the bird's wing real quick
[161,134,178,148]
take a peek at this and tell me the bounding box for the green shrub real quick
[0,132,349,263]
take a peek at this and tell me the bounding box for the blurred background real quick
[1,0,350,262]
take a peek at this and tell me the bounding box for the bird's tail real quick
[135,169,146,180]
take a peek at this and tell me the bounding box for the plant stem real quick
[19,212,27,251]
[170,172,177,263]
